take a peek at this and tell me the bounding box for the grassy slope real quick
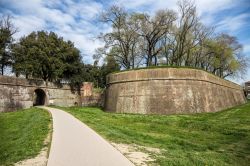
[0,108,51,166]
[58,103,250,166]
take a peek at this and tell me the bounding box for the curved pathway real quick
[41,107,134,166]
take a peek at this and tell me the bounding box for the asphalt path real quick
[41,107,134,166]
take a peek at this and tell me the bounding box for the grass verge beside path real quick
[0,107,51,166]
[57,103,250,166]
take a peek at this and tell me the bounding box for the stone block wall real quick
[105,68,246,115]
[0,76,37,112]
[81,82,104,107]
[0,76,86,112]
[82,92,104,107]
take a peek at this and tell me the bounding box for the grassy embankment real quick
[0,108,51,166]
[58,102,250,165]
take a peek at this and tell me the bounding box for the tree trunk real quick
[1,66,3,75]
[154,56,157,66]
[147,48,153,66]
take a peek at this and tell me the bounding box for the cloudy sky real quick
[0,0,250,83]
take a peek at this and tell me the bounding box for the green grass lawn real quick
[58,103,250,166]
[0,107,51,166]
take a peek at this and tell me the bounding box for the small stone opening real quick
[33,89,46,106]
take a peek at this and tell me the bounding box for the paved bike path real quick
[42,107,134,166]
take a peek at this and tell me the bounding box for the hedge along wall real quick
[105,68,246,115]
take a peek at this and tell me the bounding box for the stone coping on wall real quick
[0,75,83,91]
[106,68,242,90]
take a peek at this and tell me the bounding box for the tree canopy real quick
[12,31,83,85]
[9,29,120,89]
[82,56,120,88]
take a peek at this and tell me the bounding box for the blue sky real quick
[0,0,250,84]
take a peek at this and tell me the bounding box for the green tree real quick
[100,55,120,87]
[12,31,83,85]
[206,34,248,78]
[80,57,120,88]
[0,15,17,75]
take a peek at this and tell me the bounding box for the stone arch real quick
[33,89,46,106]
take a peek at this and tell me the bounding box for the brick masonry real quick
[105,68,246,115]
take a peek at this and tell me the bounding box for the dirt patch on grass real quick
[112,143,161,166]
[14,147,48,166]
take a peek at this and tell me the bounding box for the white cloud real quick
[4,0,43,14]
[13,15,46,39]
[70,2,103,20]
[1,0,249,65]
[116,0,233,15]
[243,44,250,54]
[196,0,233,14]
[216,13,250,34]
[1,0,105,64]
[117,0,156,9]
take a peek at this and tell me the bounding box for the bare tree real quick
[96,5,142,69]
[96,1,248,79]
[134,10,177,66]
[0,15,18,75]
[171,0,199,65]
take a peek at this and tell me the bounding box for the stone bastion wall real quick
[0,75,101,112]
[105,68,246,115]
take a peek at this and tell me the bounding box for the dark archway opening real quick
[33,89,46,106]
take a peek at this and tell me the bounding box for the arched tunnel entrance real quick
[33,89,46,106]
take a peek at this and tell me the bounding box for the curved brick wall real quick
[105,68,246,114]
